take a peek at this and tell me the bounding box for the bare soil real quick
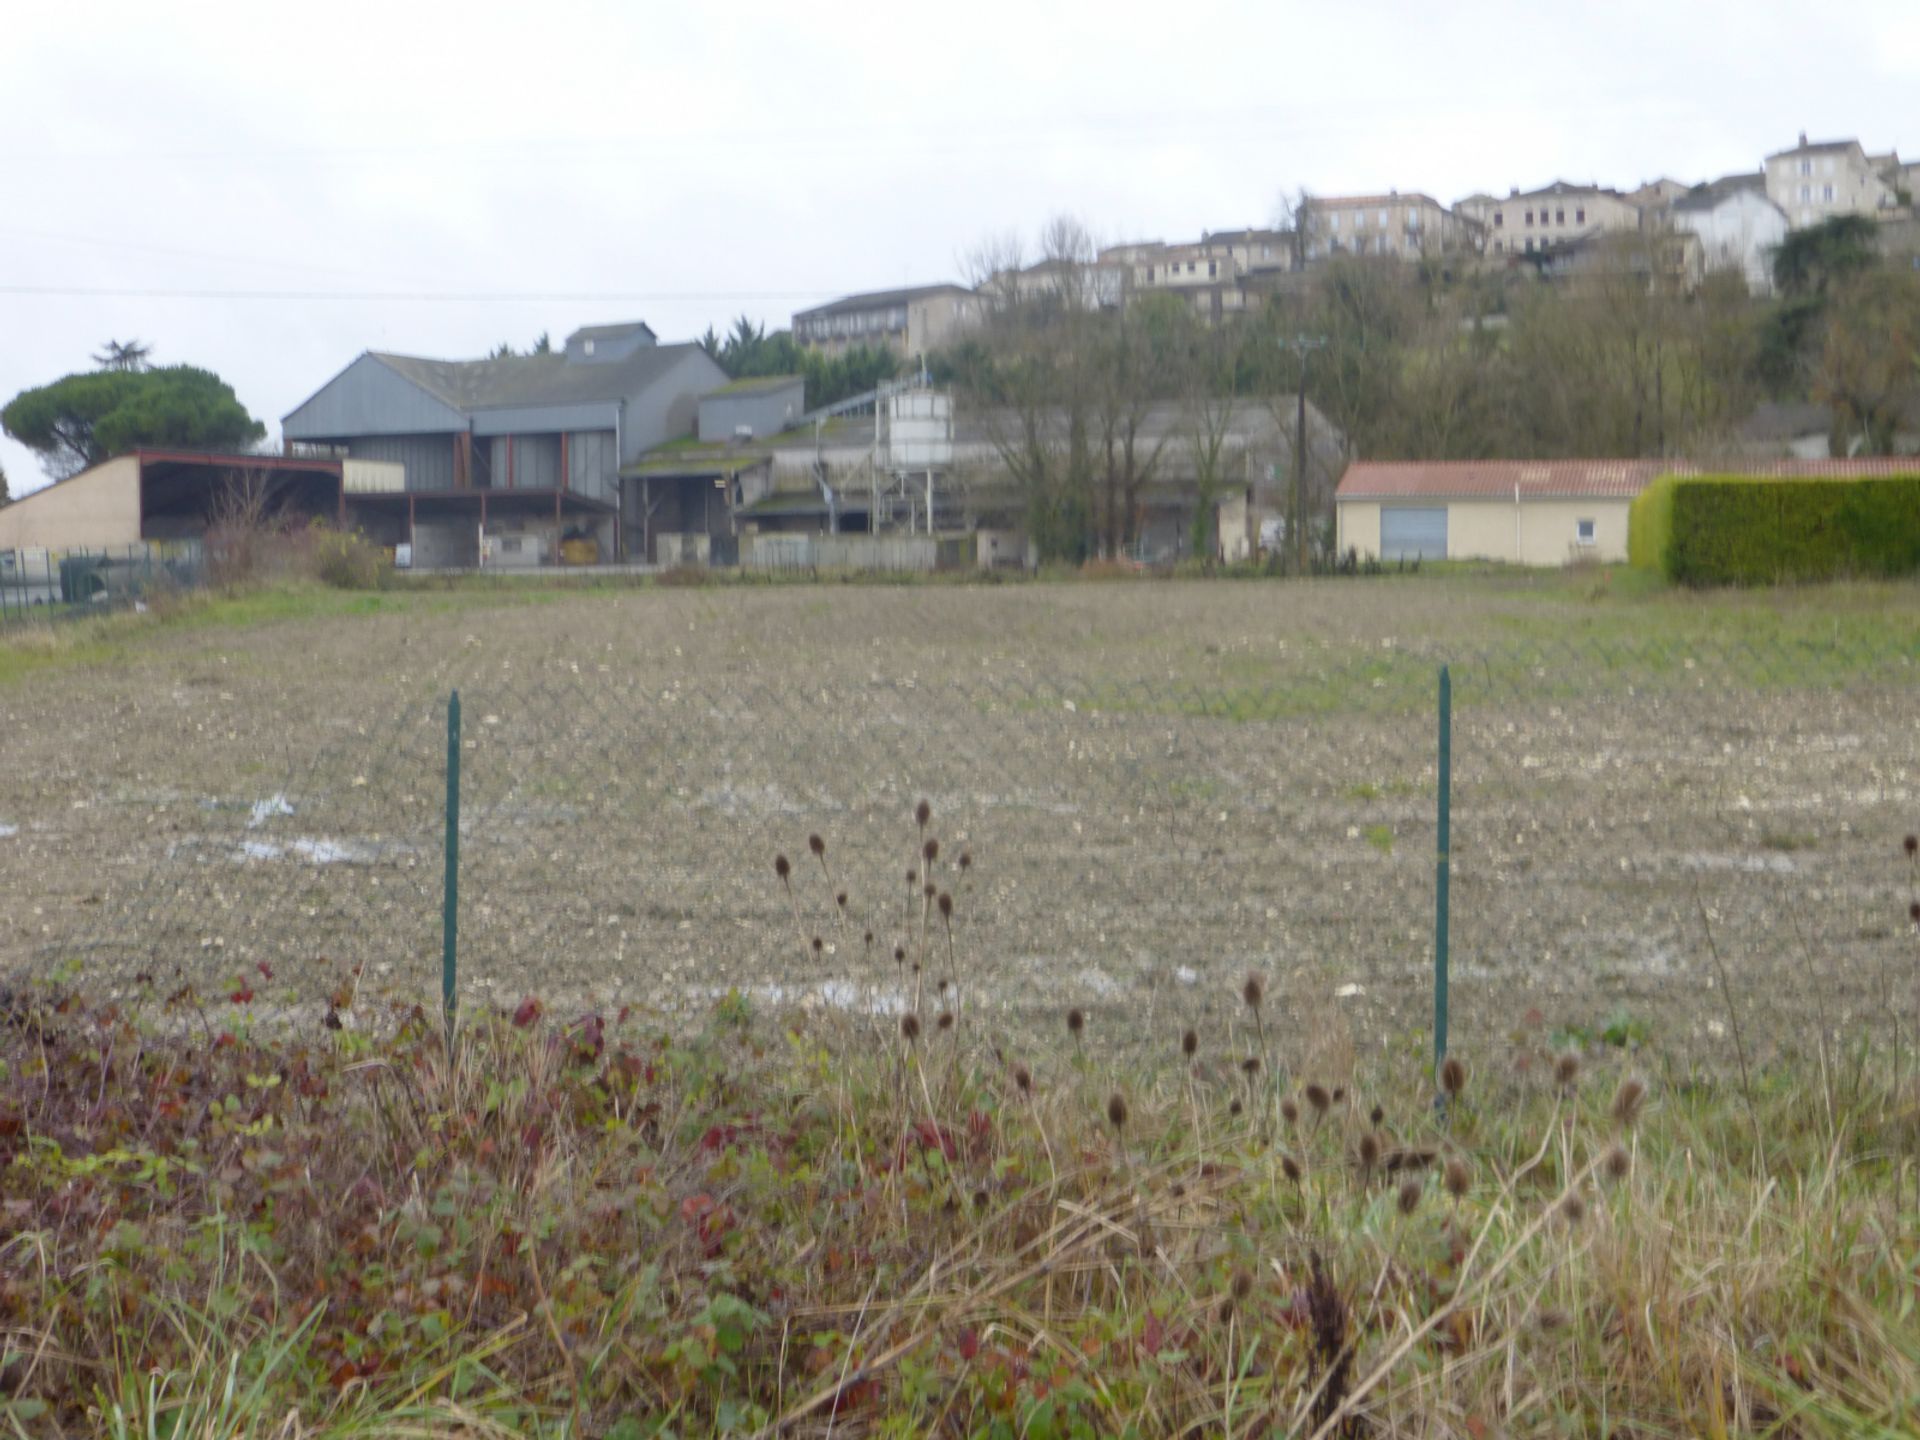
[1,576,1915,1074]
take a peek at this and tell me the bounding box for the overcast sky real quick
[3,0,1916,492]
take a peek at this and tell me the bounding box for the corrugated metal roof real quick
[1337,458,1919,501]
[368,343,708,412]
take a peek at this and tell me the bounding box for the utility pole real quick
[1278,333,1327,575]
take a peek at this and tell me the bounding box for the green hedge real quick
[1627,473,1920,585]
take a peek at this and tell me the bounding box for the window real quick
[1575,207,1585,224]
[1357,210,1368,227]
[1555,208,1564,224]
[1494,239,1505,253]
[1525,210,1534,225]
[1145,266,1155,282]
[1494,210,1504,227]
[582,338,595,356]
[1208,260,1217,277]
[1800,159,1812,176]
[1576,518,1596,546]
[1378,207,1388,226]
[1801,185,1811,201]
[1187,260,1197,274]
[1823,184,1834,201]
[1524,237,1535,253]
[1330,212,1340,230]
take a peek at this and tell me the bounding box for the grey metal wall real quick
[568,430,618,500]
[472,402,618,437]
[698,383,804,442]
[283,354,466,440]
[621,350,730,463]
[347,434,456,493]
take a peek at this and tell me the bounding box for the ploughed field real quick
[0,576,1914,1074]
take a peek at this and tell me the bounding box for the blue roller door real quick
[1380,506,1447,560]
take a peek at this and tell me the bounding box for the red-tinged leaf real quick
[329,1362,358,1389]
[229,987,254,1005]
[214,1032,238,1049]
[512,997,542,1028]
[1141,1312,1166,1357]
[681,1193,716,1225]
[256,962,275,980]
[1465,1417,1490,1440]
[957,1327,980,1361]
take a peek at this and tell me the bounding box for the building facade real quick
[1299,193,1476,261]
[1670,174,1789,294]
[791,285,978,359]
[1480,182,1639,256]
[282,322,726,566]
[1764,135,1902,227]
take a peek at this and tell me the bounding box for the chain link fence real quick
[9,596,1918,1076]
[0,543,205,625]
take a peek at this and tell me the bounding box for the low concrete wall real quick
[745,534,939,572]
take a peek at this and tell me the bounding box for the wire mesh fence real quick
[10,604,1919,1078]
[0,543,205,625]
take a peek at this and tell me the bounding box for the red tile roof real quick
[1336,458,1918,501]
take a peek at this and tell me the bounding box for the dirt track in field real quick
[1,577,1916,1076]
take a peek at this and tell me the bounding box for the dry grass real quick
[4,810,1918,1438]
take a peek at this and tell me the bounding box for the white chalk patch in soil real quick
[249,793,294,828]
[1681,852,1795,875]
[704,979,904,1015]
[0,823,16,839]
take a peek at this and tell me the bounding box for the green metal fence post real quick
[442,690,461,1039]
[1435,664,1452,1078]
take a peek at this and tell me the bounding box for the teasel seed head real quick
[811,936,823,955]
[1241,1055,1262,1077]
[774,854,791,881]
[1397,1179,1423,1216]
[916,799,932,828]
[923,881,937,900]
[1440,1056,1467,1098]
[937,977,949,995]
[1357,1132,1381,1171]
[972,1187,989,1210]
[1369,1104,1384,1127]
[1230,1269,1254,1303]
[836,890,848,910]
[937,1010,954,1031]
[1067,1007,1084,1036]
[1241,972,1264,1010]
[1611,1076,1647,1129]
[808,834,825,857]
[1444,1157,1471,1198]
[1229,1098,1243,1117]
[1905,834,1918,857]
[1181,1027,1198,1058]
[893,945,906,965]
[1281,1097,1300,1126]
[900,1013,921,1043]
[1910,900,1920,924]
[1554,1053,1580,1088]
[1106,1092,1128,1131]
[1603,1144,1631,1182]
[1304,1084,1331,1116]
[1282,1152,1303,1183]
[1013,1064,1032,1095]
[924,838,940,863]
[959,850,972,870]
[864,930,874,947]
[1560,1190,1587,1225]
[907,866,918,885]
[938,892,953,919]
[1332,1086,1346,1103]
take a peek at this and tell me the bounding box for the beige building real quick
[792,284,978,360]
[0,455,145,551]
[1300,192,1476,261]
[1481,182,1639,257]
[1125,243,1251,317]
[1336,458,1920,565]
[1764,135,1904,227]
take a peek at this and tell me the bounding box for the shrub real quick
[655,563,711,588]
[1629,473,1920,585]
[310,524,388,590]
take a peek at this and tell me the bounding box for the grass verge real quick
[2,961,1915,1437]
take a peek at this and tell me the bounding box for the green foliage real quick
[1771,215,1880,299]
[1638,473,1920,585]
[2,365,265,480]
[701,312,898,414]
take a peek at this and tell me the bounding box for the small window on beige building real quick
[1576,518,1596,545]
